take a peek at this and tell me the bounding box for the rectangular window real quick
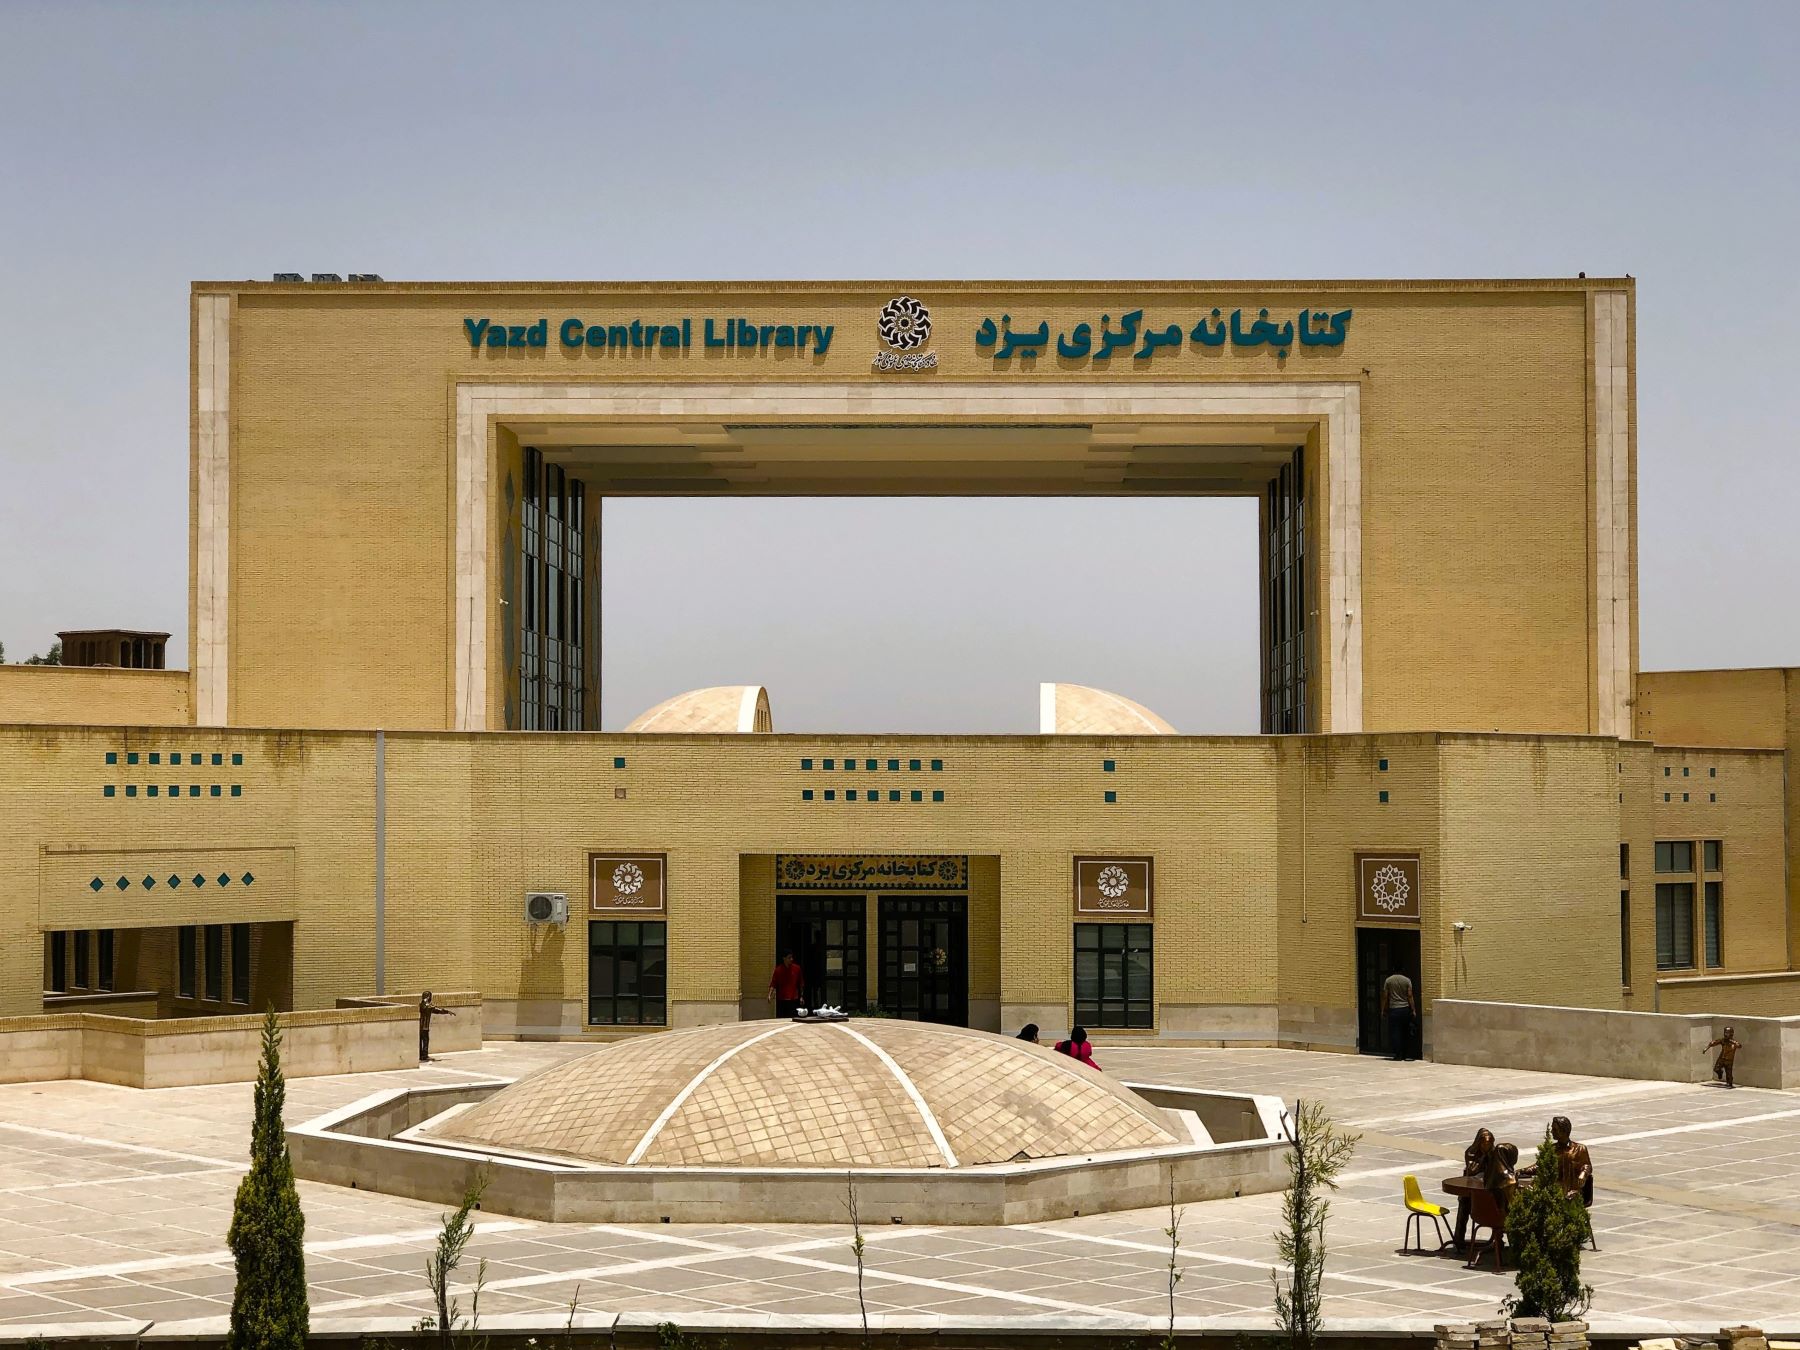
[204,924,223,1001]
[587,920,666,1026]
[1261,445,1308,733]
[48,932,68,993]
[1073,923,1154,1029]
[1654,840,1693,874]
[98,929,115,992]
[1619,892,1631,986]
[1703,840,1722,872]
[1704,881,1723,968]
[1654,882,1694,970]
[73,932,90,989]
[517,447,590,731]
[178,926,196,998]
[1619,843,1629,879]
[231,924,251,1005]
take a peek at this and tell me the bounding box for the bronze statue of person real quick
[418,989,455,1062]
[1521,1115,1594,1202]
[1453,1127,1496,1251]
[1706,1025,1742,1088]
[1485,1141,1519,1213]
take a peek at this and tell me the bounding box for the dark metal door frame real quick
[878,895,968,1025]
[776,894,865,1012]
[1355,925,1421,1055]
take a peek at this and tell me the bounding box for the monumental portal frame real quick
[446,381,1362,735]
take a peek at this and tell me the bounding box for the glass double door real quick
[776,896,865,1012]
[879,896,967,1025]
[773,893,969,1024]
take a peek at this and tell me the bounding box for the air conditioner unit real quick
[524,892,568,924]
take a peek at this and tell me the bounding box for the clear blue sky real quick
[1,1,1795,731]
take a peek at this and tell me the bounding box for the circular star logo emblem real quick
[611,861,645,897]
[1096,865,1132,900]
[878,296,931,351]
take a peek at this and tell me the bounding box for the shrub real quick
[226,1007,309,1350]
[1503,1131,1593,1320]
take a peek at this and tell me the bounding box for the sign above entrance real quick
[777,854,967,891]
[1074,856,1154,916]
[463,317,836,355]
[976,306,1352,362]
[590,852,666,914]
[1356,853,1420,923]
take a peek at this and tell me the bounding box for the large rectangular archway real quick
[456,382,1363,736]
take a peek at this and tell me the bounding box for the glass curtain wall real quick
[519,447,589,730]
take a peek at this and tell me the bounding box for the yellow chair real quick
[1402,1174,1453,1253]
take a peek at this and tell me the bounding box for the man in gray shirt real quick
[1382,970,1416,1061]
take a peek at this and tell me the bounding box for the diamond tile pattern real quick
[436,1021,777,1163]
[434,1021,1177,1170]
[869,1021,1177,1164]
[645,1023,939,1168]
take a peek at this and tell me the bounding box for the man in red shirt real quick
[768,951,805,1017]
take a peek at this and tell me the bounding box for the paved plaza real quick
[1,1042,1798,1337]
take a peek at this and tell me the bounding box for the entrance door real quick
[1355,926,1422,1056]
[776,896,865,1012]
[878,896,967,1024]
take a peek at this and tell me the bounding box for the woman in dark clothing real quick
[1016,1023,1040,1043]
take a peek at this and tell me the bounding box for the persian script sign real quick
[776,855,967,891]
[1074,857,1154,917]
[1356,853,1421,923]
[590,853,667,914]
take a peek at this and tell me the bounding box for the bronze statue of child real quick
[1706,1025,1742,1088]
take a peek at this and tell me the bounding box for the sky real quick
[0,2,1795,733]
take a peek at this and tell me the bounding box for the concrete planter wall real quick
[0,1003,427,1088]
[1432,998,1800,1088]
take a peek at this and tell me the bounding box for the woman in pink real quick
[1054,1025,1100,1070]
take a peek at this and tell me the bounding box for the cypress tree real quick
[226,1007,310,1350]
[1504,1131,1593,1321]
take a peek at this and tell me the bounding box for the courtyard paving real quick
[1,1041,1797,1337]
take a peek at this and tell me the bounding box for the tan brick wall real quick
[1646,746,1787,978]
[10,722,1762,1040]
[0,667,190,725]
[1436,737,1622,1009]
[1636,669,1790,748]
[201,279,1621,738]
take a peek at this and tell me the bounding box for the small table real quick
[1441,1174,1486,1199]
